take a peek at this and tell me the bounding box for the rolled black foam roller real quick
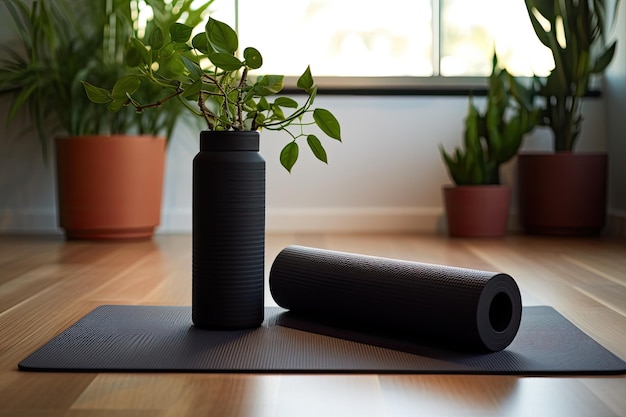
[269,245,522,352]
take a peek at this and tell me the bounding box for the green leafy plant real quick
[1,0,95,156]
[0,0,212,158]
[83,17,342,172]
[112,0,214,138]
[440,54,539,185]
[524,0,621,151]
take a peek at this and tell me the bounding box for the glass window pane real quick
[441,0,553,76]
[236,0,433,77]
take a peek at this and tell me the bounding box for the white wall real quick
[0,93,608,234]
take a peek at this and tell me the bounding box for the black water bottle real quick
[192,130,265,329]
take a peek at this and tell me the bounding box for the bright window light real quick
[206,0,554,79]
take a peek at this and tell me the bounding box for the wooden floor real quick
[0,233,625,417]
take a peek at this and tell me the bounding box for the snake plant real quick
[524,0,621,151]
[440,54,539,185]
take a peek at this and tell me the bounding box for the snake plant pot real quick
[518,153,607,236]
[443,185,511,238]
[55,135,166,240]
[192,131,265,330]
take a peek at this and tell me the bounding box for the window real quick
[440,0,552,77]
[201,0,554,90]
[236,0,433,77]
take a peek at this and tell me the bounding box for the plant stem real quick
[262,95,314,129]
[198,92,215,129]
[203,72,231,128]
[133,87,183,112]
[236,67,248,129]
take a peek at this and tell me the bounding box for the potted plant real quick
[83,17,342,329]
[0,0,211,239]
[518,0,621,235]
[440,54,538,237]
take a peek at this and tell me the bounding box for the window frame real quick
[279,75,601,97]
[280,76,490,96]
[228,0,600,97]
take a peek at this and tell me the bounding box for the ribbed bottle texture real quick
[192,131,265,329]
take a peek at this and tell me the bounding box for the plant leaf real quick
[254,112,266,125]
[243,97,257,111]
[463,99,480,149]
[257,97,270,111]
[243,47,263,70]
[81,81,112,104]
[307,135,328,163]
[125,45,142,68]
[6,82,37,123]
[192,32,210,54]
[149,27,164,49]
[163,54,186,75]
[172,42,192,52]
[108,98,127,112]
[253,75,284,96]
[206,17,238,54]
[183,79,203,98]
[527,0,563,51]
[309,85,318,105]
[313,108,341,140]
[182,55,203,78]
[111,75,141,101]
[127,38,151,66]
[297,65,314,93]
[271,105,285,120]
[169,23,193,43]
[591,42,617,73]
[274,97,298,108]
[208,52,243,71]
[280,141,299,173]
[111,75,141,100]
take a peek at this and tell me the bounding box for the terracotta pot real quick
[443,185,511,238]
[518,153,607,236]
[55,135,166,240]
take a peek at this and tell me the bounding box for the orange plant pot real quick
[55,135,166,240]
[443,185,511,238]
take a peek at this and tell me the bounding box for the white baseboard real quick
[157,208,191,233]
[0,207,444,235]
[159,207,444,234]
[606,210,626,238]
[1,207,623,236]
[265,207,444,233]
[0,209,60,234]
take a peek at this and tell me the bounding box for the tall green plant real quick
[524,0,621,151]
[440,54,539,185]
[83,17,342,172]
[1,0,94,156]
[0,0,212,158]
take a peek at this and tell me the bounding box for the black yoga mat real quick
[18,305,626,374]
[270,246,522,352]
